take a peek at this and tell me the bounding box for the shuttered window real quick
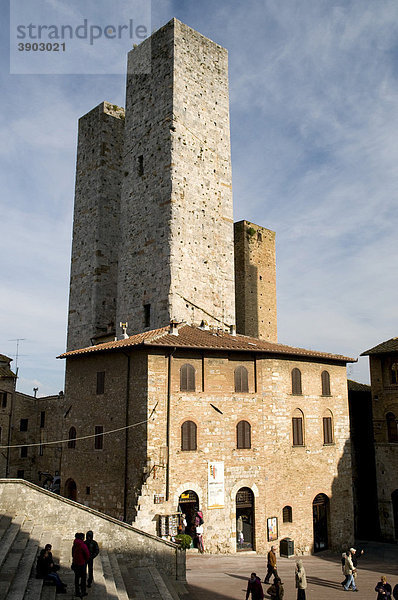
[292,416,304,446]
[235,366,249,393]
[180,364,195,392]
[282,505,292,523]
[94,425,104,450]
[387,412,398,443]
[68,427,76,449]
[291,368,302,395]
[323,417,333,444]
[321,371,331,396]
[96,371,105,395]
[181,421,197,451]
[237,420,251,449]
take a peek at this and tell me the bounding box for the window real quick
[40,411,45,428]
[387,413,398,443]
[180,364,195,392]
[39,444,44,456]
[392,363,398,384]
[292,409,304,446]
[257,232,262,242]
[0,426,2,443]
[291,368,302,395]
[235,366,249,393]
[321,371,331,396]
[86,487,91,495]
[20,446,28,458]
[282,505,292,523]
[68,427,77,449]
[323,415,334,444]
[144,304,151,328]
[17,470,24,479]
[181,421,197,451]
[0,392,7,408]
[237,420,251,449]
[96,371,105,395]
[137,154,144,176]
[94,425,104,450]
[20,419,28,432]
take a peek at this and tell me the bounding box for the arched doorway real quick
[313,493,329,552]
[65,478,77,501]
[391,490,398,538]
[236,487,255,551]
[178,490,199,538]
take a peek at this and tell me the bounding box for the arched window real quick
[323,410,334,444]
[237,420,251,449]
[180,364,195,392]
[392,363,398,384]
[321,371,331,396]
[68,426,76,449]
[292,409,304,446]
[181,421,197,451]
[291,368,302,395]
[282,505,292,523]
[387,412,398,443]
[235,366,249,393]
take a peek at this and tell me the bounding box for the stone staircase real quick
[0,513,188,600]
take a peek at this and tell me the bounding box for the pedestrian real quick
[375,576,392,600]
[267,576,284,600]
[245,572,264,600]
[351,547,364,587]
[196,523,204,553]
[85,530,99,588]
[295,559,307,600]
[72,532,90,598]
[264,545,278,584]
[343,549,357,592]
[36,543,67,593]
[393,582,398,600]
[341,552,348,587]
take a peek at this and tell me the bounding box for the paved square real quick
[186,542,398,600]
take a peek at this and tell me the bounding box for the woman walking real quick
[375,576,392,600]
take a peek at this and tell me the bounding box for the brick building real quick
[361,337,398,541]
[59,19,355,554]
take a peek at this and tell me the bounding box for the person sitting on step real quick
[36,543,67,594]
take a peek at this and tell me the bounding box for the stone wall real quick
[67,101,125,351]
[234,220,277,341]
[0,479,185,579]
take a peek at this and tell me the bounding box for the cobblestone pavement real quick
[186,542,398,600]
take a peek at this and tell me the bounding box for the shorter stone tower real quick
[234,220,277,342]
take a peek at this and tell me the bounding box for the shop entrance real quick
[65,478,77,501]
[313,493,329,552]
[178,490,199,537]
[236,487,255,551]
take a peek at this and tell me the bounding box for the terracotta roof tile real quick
[58,324,355,363]
[361,337,398,356]
[347,379,371,392]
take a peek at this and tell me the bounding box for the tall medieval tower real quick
[67,19,235,351]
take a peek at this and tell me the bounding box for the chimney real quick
[169,320,179,336]
[120,321,129,339]
[199,320,209,331]
[230,324,236,337]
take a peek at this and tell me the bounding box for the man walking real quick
[264,545,277,584]
[85,530,99,588]
[343,549,358,592]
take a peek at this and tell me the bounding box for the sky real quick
[1,0,398,396]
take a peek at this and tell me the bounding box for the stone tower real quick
[234,220,277,342]
[116,19,235,333]
[67,102,125,351]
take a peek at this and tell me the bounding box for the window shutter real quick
[97,371,105,395]
[323,417,333,444]
[321,371,330,396]
[181,421,197,451]
[235,366,249,393]
[292,417,303,446]
[292,369,302,395]
[180,364,195,392]
[387,413,398,443]
[237,421,251,449]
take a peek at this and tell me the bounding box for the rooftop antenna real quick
[8,338,26,376]
[33,387,38,398]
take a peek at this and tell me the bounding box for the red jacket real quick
[72,538,90,566]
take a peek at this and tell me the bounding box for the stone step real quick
[6,523,40,600]
[100,550,120,598]
[149,566,175,600]
[108,553,129,600]
[0,515,13,542]
[0,515,25,569]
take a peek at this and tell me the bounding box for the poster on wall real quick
[267,517,278,541]
[208,461,224,508]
